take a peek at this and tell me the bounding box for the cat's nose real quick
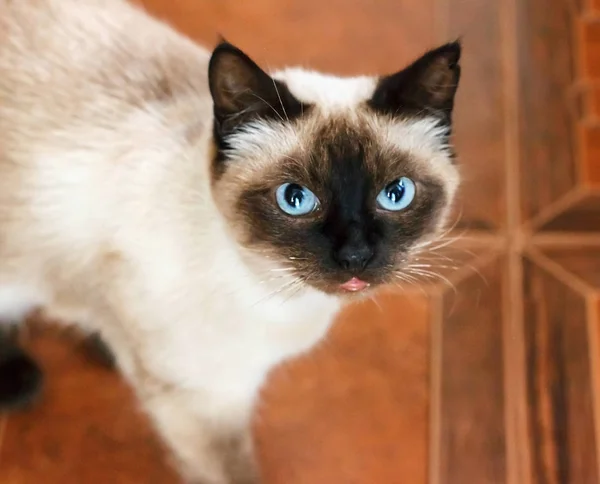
[334,243,374,272]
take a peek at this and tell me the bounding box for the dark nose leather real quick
[335,243,374,272]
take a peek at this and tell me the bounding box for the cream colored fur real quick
[0,1,340,482]
[0,1,458,483]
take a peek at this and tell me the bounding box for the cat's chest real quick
[147,290,340,406]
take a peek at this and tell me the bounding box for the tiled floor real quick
[1,0,599,483]
[0,327,177,483]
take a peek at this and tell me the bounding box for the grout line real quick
[523,187,588,234]
[567,80,600,96]
[530,233,600,246]
[581,12,600,23]
[428,2,451,482]
[524,245,597,296]
[580,118,600,128]
[449,231,507,247]
[428,291,444,484]
[505,250,530,484]
[501,0,532,479]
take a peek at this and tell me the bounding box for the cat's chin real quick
[333,285,379,303]
[306,277,381,300]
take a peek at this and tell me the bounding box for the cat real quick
[0,0,461,482]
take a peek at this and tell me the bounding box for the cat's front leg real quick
[226,430,262,484]
[141,388,261,484]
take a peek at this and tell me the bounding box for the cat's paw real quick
[0,336,43,411]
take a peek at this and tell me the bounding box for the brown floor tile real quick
[587,85,600,121]
[141,0,436,75]
[581,124,600,186]
[0,329,177,484]
[4,0,600,483]
[519,0,578,221]
[0,416,7,463]
[539,246,600,288]
[444,0,506,231]
[256,292,431,484]
[436,255,507,484]
[538,193,600,232]
[572,85,589,122]
[571,84,600,124]
[581,20,600,80]
[522,257,599,484]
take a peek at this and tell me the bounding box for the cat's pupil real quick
[387,180,405,203]
[285,184,304,208]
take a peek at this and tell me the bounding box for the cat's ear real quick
[369,42,461,119]
[208,42,304,135]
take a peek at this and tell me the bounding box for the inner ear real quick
[208,42,305,134]
[369,41,461,118]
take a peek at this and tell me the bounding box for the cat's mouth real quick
[339,277,370,292]
[300,274,379,297]
[304,270,389,296]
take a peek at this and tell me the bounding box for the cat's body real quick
[0,1,339,480]
[0,0,461,482]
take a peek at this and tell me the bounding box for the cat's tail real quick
[0,332,43,410]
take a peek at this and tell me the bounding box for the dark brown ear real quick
[208,42,305,136]
[368,42,461,121]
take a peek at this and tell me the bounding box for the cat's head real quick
[208,41,461,296]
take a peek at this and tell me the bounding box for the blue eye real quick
[276,183,319,216]
[376,177,416,211]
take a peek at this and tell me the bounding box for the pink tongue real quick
[340,277,369,292]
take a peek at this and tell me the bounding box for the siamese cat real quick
[0,0,461,482]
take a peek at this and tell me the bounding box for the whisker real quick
[279,278,308,306]
[392,273,427,297]
[408,263,459,270]
[271,78,289,122]
[407,268,457,295]
[369,295,385,315]
[251,277,301,307]
[247,91,284,122]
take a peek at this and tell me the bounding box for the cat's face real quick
[208,42,461,296]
